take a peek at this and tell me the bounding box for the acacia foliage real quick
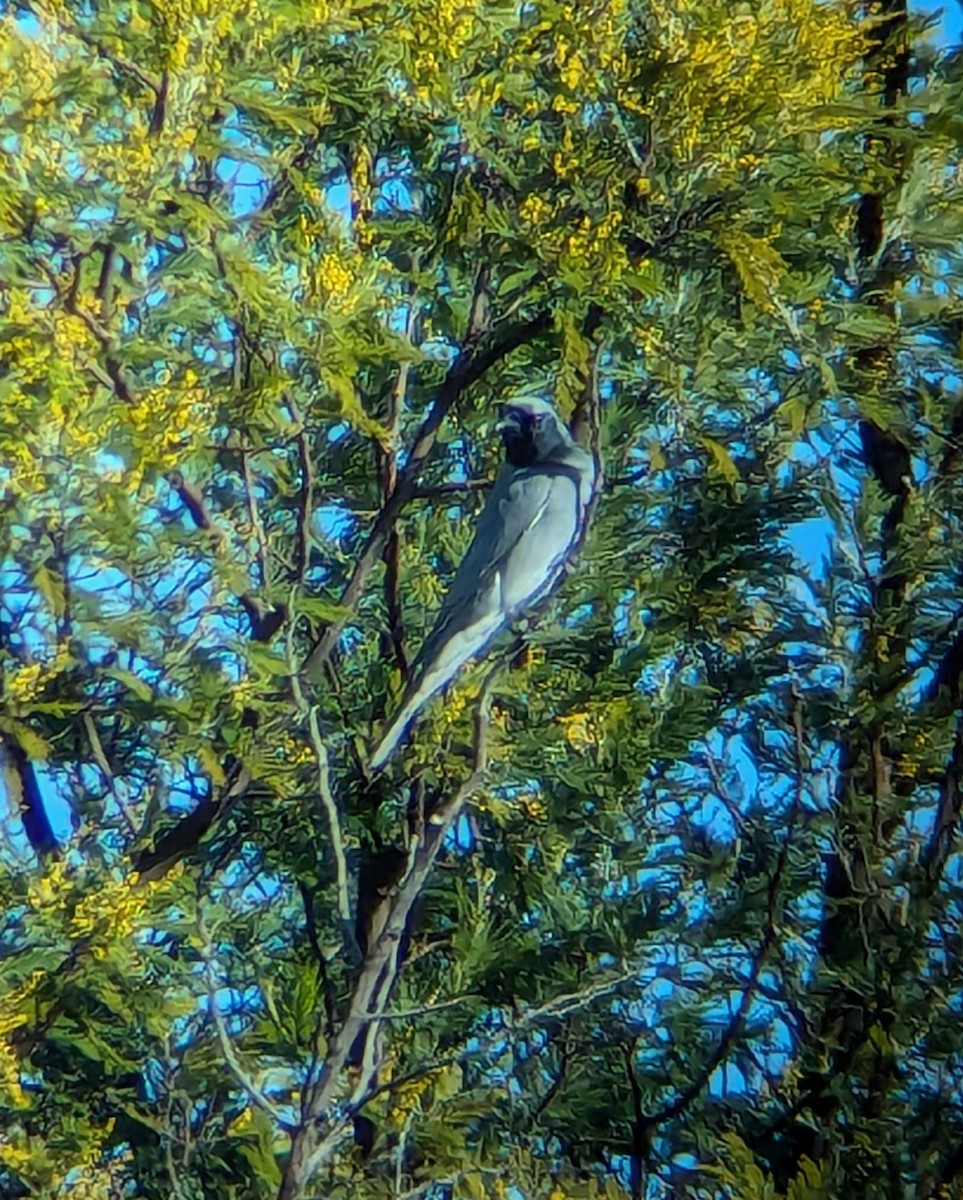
[1,0,963,1197]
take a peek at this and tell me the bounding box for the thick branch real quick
[2,733,59,858]
[277,687,494,1200]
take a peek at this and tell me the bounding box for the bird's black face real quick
[498,404,553,467]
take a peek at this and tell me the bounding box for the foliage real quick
[1,0,963,1197]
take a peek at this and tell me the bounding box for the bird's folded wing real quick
[368,464,585,771]
[417,465,579,662]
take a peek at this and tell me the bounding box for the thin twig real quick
[43,5,163,95]
[306,707,352,928]
[242,450,270,590]
[396,1110,414,1196]
[641,692,807,1133]
[288,609,352,932]
[410,479,492,500]
[379,302,418,674]
[287,394,315,586]
[83,713,138,838]
[201,945,294,1131]
[702,747,746,835]
[357,966,642,1116]
[277,677,496,1200]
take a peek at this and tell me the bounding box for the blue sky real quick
[923,0,962,42]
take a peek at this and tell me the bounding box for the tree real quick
[2,0,963,1197]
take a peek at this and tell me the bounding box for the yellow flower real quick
[560,52,584,91]
[0,1040,29,1109]
[316,252,352,297]
[7,662,43,705]
[519,193,552,225]
[559,711,598,753]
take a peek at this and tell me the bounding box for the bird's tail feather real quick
[367,695,421,773]
[367,612,502,772]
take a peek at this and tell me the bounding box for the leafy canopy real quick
[2,0,963,1198]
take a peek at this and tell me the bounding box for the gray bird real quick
[368,397,596,771]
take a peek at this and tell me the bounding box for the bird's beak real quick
[496,407,524,435]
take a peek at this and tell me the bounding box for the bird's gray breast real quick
[496,462,584,616]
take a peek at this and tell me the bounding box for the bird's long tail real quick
[367,610,502,772]
[367,693,423,773]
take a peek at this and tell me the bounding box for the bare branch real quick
[307,707,352,929]
[378,303,417,674]
[410,479,491,501]
[276,677,495,1200]
[201,944,295,1131]
[288,608,354,942]
[284,394,316,586]
[83,712,138,838]
[242,450,270,589]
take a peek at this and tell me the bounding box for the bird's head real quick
[497,397,572,467]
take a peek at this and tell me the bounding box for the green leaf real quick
[0,717,50,760]
[246,644,290,678]
[104,668,154,703]
[697,435,740,483]
[34,564,66,618]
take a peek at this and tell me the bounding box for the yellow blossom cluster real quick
[0,1118,132,1198]
[554,28,593,102]
[0,15,57,123]
[636,324,663,355]
[148,0,263,68]
[3,12,194,193]
[128,372,213,467]
[350,144,375,246]
[474,0,626,129]
[0,971,45,1038]
[0,1136,32,1175]
[396,0,479,61]
[6,644,71,708]
[558,709,601,753]
[274,731,314,766]
[68,872,148,950]
[26,860,159,963]
[392,0,493,109]
[1,291,213,490]
[438,683,472,728]
[642,0,866,169]
[553,210,629,295]
[434,0,478,59]
[315,252,354,299]
[390,1071,433,1122]
[516,790,549,822]
[519,193,555,227]
[0,1039,29,1110]
[0,293,70,388]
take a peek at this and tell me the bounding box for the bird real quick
[368,396,596,772]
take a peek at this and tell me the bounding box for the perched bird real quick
[368,397,596,771]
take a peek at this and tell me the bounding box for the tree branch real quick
[276,678,495,1200]
[1,733,59,858]
[201,943,295,1131]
